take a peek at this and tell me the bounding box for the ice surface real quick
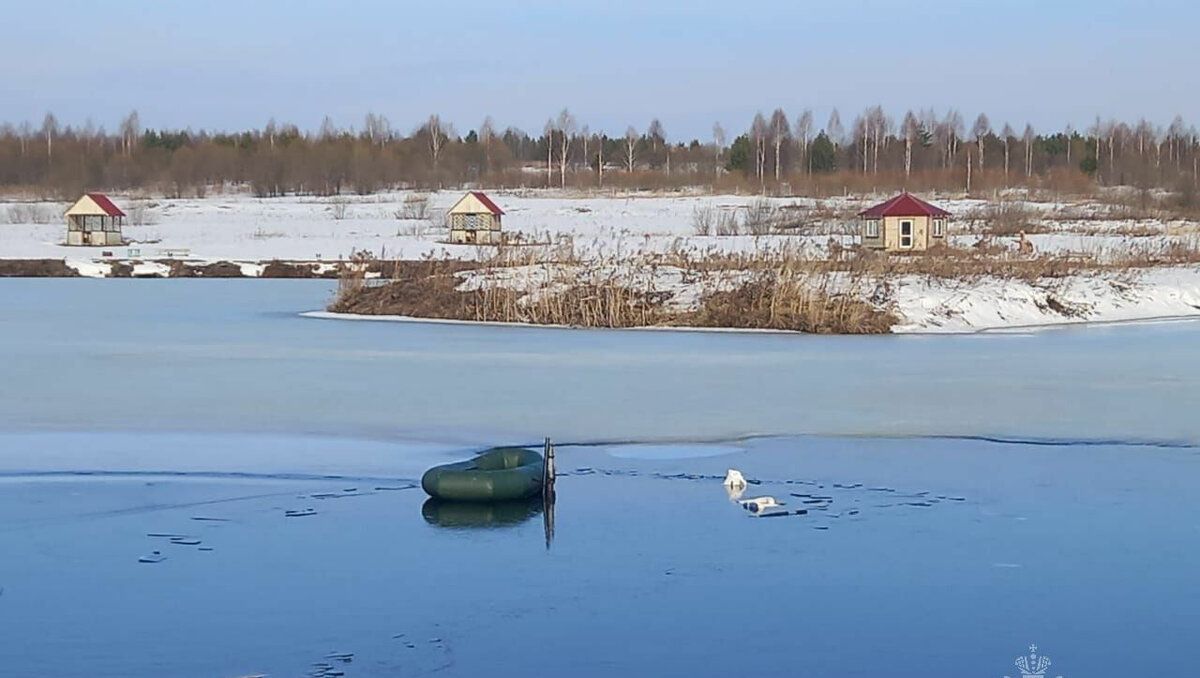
[1,434,1197,677]
[2,279,1198,443]
[2,279,1200,677]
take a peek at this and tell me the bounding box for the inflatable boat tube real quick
[421,447,544,502]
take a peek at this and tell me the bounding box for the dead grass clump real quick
[331,261,473,319]
[330,259,670,328]
[472,284,671,328]
[1038,294,1088,318]
[691,205,716,236]
[966,201,1043,236]
[127,201,158,226]
[743,198,782,235]
[5,203,56,224]
[398,193,431,220]
[685,278,895,334]
[329,197,349,220]
[692,202,773,237]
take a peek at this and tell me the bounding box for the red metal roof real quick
[858,193,950,218]
[86,192,126,217]
[469,191,504,216]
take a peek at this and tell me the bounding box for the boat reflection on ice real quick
[421,497,542,529]
[422,494,557,548]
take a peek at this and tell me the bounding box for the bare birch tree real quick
[826,109,843,153]
[943,109,963,168]
[119,110,140,156]
[796,109,813,174]
[555,108,576,188]
[41,112,57,162]
[543,119,554,187]
[647,119,665,165]
[712,122,726,177]
[1168,115,1186,167]
[319,116,337,141]
[580,124,590,178]
[479,116,497,173]
[1001,123,1015,178]
[423,114,449,183]
[1023,123,1035,177]
[972,113,990,170]
[623,126,638,172]
[901,111,920,178]
[750,112,768,190]
[855,113,870,172]
[867,106,888,174]
[594,130,605,187]
[362,112,390,147]
[768,108,790,182]
[17,121,32,156]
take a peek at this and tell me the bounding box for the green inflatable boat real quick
[421,447,544,502]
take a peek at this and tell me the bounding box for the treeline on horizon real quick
[1,107,1198,200]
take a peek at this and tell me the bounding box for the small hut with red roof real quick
[857,192,950,252]
[447,191,504,245]
[64,192,126,246]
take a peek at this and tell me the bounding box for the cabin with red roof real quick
[857,193,950,252]
[447,191,504,245]
[64,193,126,246]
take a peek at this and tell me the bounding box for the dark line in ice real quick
[924,434,1197,449]
[545,431,1199,452]
[0,470,419,483]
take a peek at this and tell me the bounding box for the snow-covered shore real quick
[4,189,1200,333]
[306,264,1200,334]
[890,266,1200,332]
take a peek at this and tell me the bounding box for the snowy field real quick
[3,189,1200,332]
[6,189,1195,263]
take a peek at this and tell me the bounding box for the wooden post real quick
[542,436,556,550]
[543,436,556,497]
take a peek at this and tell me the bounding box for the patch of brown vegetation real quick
[684,279,896,334]
[167,261,246,278]
[260,260,338,278]
[330,246,895,333]
[0,259,81,277]
[329,232,1200,335]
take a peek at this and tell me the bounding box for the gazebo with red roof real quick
[447,191,504,245]
[857,192,950,252]
[64,192,126,246]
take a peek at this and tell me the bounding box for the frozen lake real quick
[1,280,1198,677]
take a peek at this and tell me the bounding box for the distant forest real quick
[1,108,1197,199]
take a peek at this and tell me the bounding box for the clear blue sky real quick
[4,0,1197,140]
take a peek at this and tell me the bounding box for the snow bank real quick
[892,266,1200,333]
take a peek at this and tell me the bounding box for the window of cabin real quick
[465,214,479,230]
[864,219,880,238]
[900,220,913,248]
[933,218,945,237]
